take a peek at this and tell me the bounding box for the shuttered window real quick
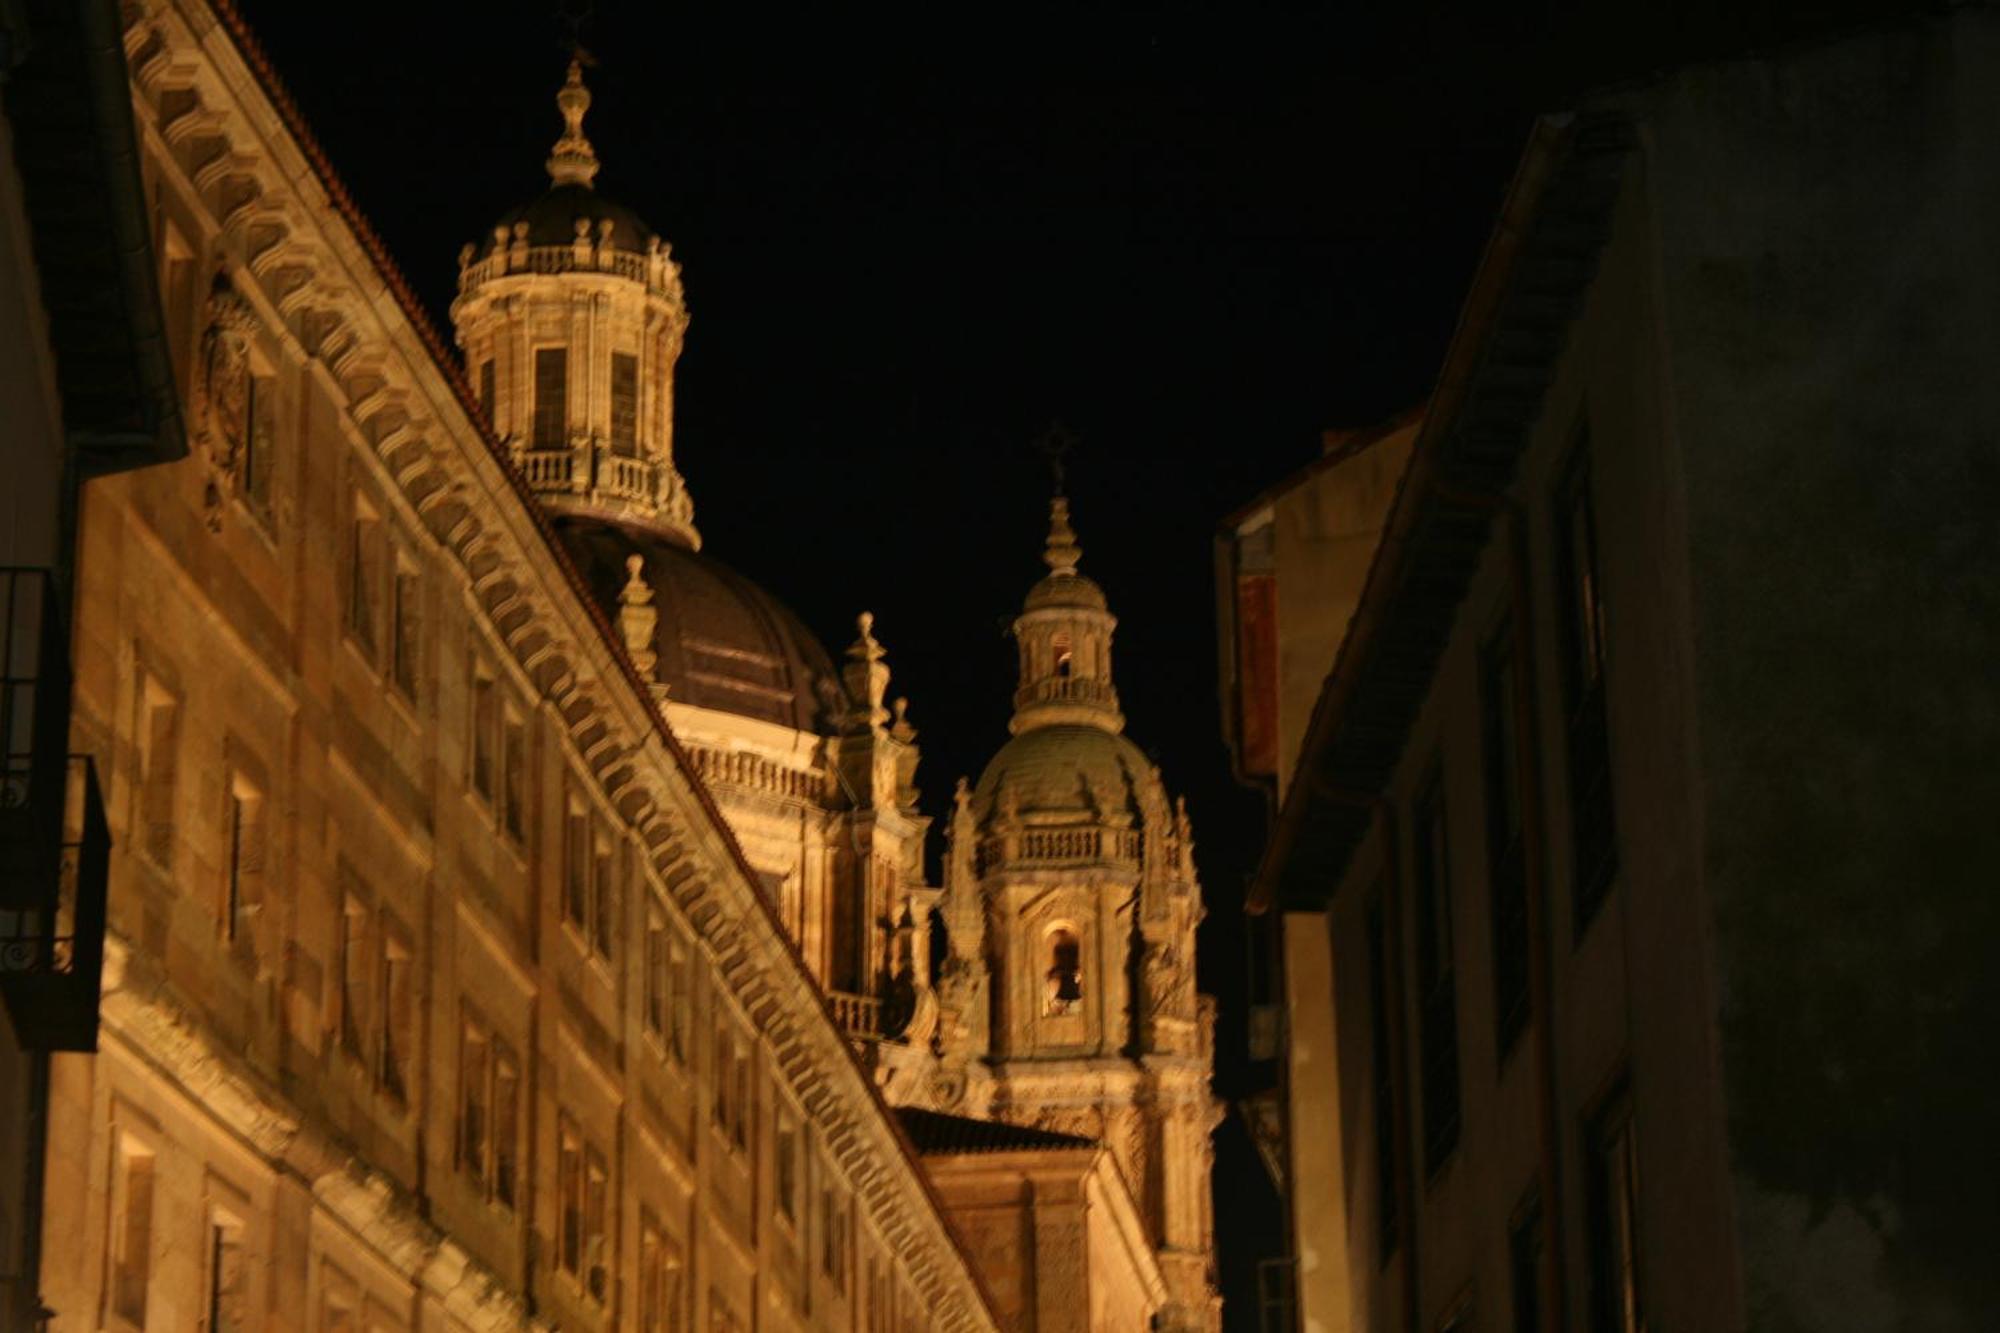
[610,352,639,456]
[533,347,568,448]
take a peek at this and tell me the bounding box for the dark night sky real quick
[235,2,1904,1321]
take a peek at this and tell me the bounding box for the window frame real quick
[222,768,267,952]
[375,916,415,1108]
[1411,763,1461,1178]
[610,350,640,457]
[108,1129,158,1330]
[1365,895,1400,1265]
[346,494,381,658]
[532,345,569,450]
[1481,615,1534,1063]
[1552,435,1619,935]
[1586,1077,1646,1333]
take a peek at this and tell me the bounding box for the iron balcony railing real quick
[2,568,70,907]
[0,568,109,1051]
[0,755,110,1051]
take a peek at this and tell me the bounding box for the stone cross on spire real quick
[546,59,601,188]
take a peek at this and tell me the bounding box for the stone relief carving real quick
[191,270,259,531]
[1144,939,1194,1021]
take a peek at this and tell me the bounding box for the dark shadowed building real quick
[1221,10,2000,1331]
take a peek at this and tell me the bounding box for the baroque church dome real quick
[476,183,655,260]
[453,60,848,739]
[972,724,1151,819]
[559,519,842,734]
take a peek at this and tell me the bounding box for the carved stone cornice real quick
[122,2,1000,1326]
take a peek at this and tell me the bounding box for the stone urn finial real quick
[546,58,601,188]
[617,553,657,676]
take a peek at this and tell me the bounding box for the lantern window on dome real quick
[533,347,568,448]
[610,352,638,457]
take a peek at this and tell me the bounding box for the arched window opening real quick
[1045,927,1083,1014]
[1053,632,1074,679]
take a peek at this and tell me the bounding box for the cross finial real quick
[1032,421,1078,499]
[546,57,601,188]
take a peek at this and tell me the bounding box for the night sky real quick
[236,2,1901,1322]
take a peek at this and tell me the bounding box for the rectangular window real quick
[391,566,421,699]
[319,1266,358,1333]
[1365,899,1398,1262]
[338,899,367,1058]
[1482,622,1532,1060]
[470,671,497,803]
[584,1146,610,1304]
[610,352,639,456]
[459,1015,490,1192]
[559,1119,584,1279]
[532,347,568,449]
[206,1211,248,1333]
[138,677,180,871]
[1555,442,1618,930]
[1588,1087,1645,1333]
[224,775,265,946]
[667,934,690,1065]
[775,1114,798,1224]
[478,358,496,429]
[639,1215,684,1332]
[493,1041,520,1208]
[501,711,527,843]
[820,1188,848,1291]
[732,1041,751,1152]
[713,1025,733,1130]
[1412,771,1461,1174]
[556,1118,609,1304]
[378,926,413,1105]
[110,1137,155,1325]
[592,835,617,960]
[348,511,378,655]
[160,223,196,386]
[564,805,590,930]
[1511,1192,1546,1333]
[644,906,668,1039]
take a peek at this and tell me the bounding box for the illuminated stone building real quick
[912,500,1222,1333]
[21,2,1218,1330]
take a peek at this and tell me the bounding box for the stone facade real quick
[29,3,1221,1330]
[33,4,998,1329]
[915,1135,1166,1333]
[910,502,1223,1332]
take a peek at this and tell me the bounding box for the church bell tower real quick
[450,60,698,547]
[935,496,1222,1331]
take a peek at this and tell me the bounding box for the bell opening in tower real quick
[1045,927,1083,1014]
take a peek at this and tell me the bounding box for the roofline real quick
[920,1141,1173,1308]
[205,4,1008,1321]
[1212,402,1426,800]
[1214,403,1427,537]
[1248,109,1634,915]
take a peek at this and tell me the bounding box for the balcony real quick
[828,990,882,1042]
[976,824,1144,874]
[0,756,109,1051]
[0,569,108,1051]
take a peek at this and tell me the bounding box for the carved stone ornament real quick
[617,553,659,677]
[1145,939,1193,1020]
[192,271,259,532]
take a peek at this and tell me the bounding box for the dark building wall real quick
[1632,13,2000,1327]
